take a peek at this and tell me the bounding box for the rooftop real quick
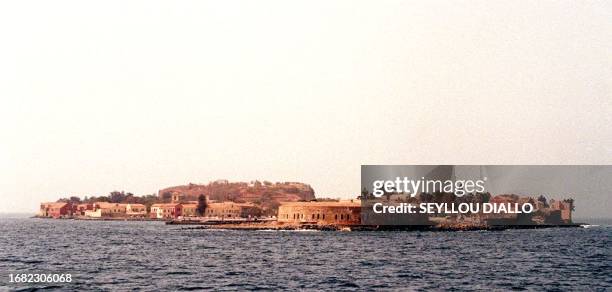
[41,202,69,208]
[151,203,181,208]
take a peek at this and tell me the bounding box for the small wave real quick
[339,282,360,288]
[166,271,193,275]
[14,285,63,291]
[5,259,44,264]
[178,286,213,291]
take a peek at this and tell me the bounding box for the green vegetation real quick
[196,194,207,216]
[58,191,160,212]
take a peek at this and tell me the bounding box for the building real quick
[277,200,361,225]
[39,202,72,218]
[205,202,261,218]
[484,194,575,225]
[84,202,127,218]
[181,203,198,217]
[549,199,573,223]
[74,203,94,216]
[126,203,147,217]
[150,203,182,219]
[39,202,52,217]
[171,192,185,203]
[84,208,105,218]
[96,202,127,217]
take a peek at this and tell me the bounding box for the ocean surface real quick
[0,217,610,291]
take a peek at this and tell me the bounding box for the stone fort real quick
[277,200,361,225]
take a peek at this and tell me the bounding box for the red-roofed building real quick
[74,203,94,216]
[150,203,182,219]
[39,202,73,218]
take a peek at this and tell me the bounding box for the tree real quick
[124,193,137,203]
[160,192,173,203]
[359,187,373,200]
[109,191,126,203]
[141,194,159,212]
[97,196,110,203]
[473,192,491,204]
[57,196,82,204]
[69,196,82,204]
[537,195,549,207]
[196,194,207,216]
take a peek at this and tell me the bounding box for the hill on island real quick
[158,180,316,210]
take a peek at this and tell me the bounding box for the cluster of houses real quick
[39,201,261,220]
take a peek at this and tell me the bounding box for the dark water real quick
[0,218,610,291]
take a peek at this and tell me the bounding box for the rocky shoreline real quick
[32,215,586,232]
[170,220,585,232]
[33,215,161,221]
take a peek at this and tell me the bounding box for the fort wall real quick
[277,201,361,225]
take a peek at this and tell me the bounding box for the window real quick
[316,214,320,219]
[347,214,350,220]
[340,214,344,220]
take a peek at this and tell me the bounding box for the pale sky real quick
[1,1,610,215]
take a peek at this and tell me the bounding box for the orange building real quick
[205,202,261,218]
[277,201,361,225]
[39,202,73,218]
[181,203,198,217]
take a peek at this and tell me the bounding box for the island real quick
[36,180,579,231]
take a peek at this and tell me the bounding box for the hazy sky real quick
[1,1,610,215]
